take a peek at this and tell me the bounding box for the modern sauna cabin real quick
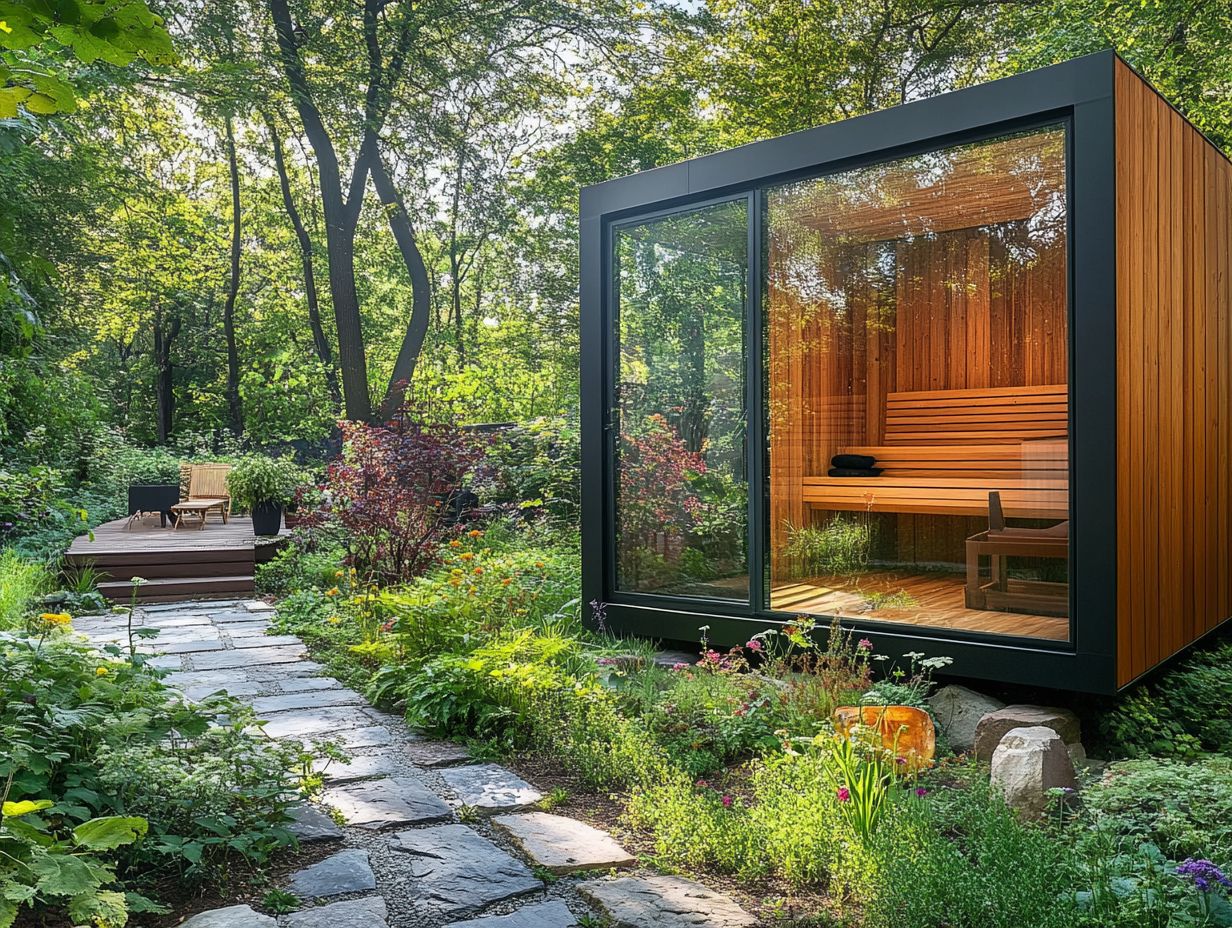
[579,50,1232,693]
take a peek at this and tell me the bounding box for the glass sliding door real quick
[612,200,750,600]
[764,126,1072,641]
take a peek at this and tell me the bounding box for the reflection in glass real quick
[614,201,749,599]
[766,127,1071,641]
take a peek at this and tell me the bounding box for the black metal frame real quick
[580,50,1119,693]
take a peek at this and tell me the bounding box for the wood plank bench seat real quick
[803,385,1069,519]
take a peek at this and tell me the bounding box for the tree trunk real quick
[372,154,433,419]
[222,116,244,436]
[153,305,181,445]
[266,115,343,408]
[267,0,374,422]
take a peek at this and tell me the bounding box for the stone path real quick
[75,600,758,928]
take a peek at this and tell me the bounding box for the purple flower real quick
[915,787,929,797]
[836,786,851,803]
[1177,858,1232,893]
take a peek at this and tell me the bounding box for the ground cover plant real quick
[0,615,309,927]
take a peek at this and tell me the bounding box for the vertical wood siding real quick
[1115,60,1232,686]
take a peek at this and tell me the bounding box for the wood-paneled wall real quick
[1114,60,1232,686]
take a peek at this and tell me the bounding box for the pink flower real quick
[858,638,873,650]
[695,779,709,789]
[836,786,851,803]
[746,639,763,652]
[704,650,721,663]
[721,795,733,808]
[671,662,689,671]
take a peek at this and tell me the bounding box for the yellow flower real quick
[327,615,342,625]
[335,569,345,578]
[449,577,462,587]
[468,529,483,538]
[95,666,109,676]
[460,552,474,561]
[326,587,340,597]
[39,612,72,627]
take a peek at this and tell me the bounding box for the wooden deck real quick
[66,516,288,602]
[771,570,1069,641]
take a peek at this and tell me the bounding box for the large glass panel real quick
[614,200,749,598]
[766,126,1070,641]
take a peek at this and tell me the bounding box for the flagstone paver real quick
[179,905,276,928]
[403,740,471,768]
[286,804,343,843]
[493,812,637,874]
[321,777,453,829]
[283,897,388,928]
[389,824,543,919]
[440,764,542,813]
[316,753,401,784]
[445,901,580,928]
[252,690,364,714]
[191,645,306,670]
[287,849,376,900]
[73,602,708,928]
[578,875,757,928]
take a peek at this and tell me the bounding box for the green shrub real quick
[256,541,346,595]
[639,667,783,777]
[866,781,1080,928]
[0,548,52,630]
[1100,634,1232,757]
[1,629,305,909]
[226,454,302,510]
[1081,756,1232,863]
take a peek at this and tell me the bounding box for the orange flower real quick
[473,567,484,576]
[460,552,474,561]
[501,578,512,586]
[468,529,483,538]
[449,540,462,548]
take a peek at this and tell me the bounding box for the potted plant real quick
[227,455,301,536]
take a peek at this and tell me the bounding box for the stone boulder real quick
[973,704,1081,762]
[927,685,1005,753]
[990,726,1078,819]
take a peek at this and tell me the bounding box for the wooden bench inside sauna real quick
[800,384,1070,618]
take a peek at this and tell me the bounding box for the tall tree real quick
[265,114,341,406]
[222,115,244,435]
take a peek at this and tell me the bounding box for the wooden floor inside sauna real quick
[771,570,1069,641]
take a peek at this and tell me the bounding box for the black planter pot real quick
[251,501,284,536]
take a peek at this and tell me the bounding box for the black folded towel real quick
[832,453,877,469]
[828,467,883,477]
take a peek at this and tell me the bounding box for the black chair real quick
[127,484,180,529]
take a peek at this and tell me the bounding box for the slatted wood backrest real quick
[840,384,1069,480]
[883,384,1068,445]
[188,463,231,501]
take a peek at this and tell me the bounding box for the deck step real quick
[98,575,255,603]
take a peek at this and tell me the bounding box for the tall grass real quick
[0,548,53,629]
